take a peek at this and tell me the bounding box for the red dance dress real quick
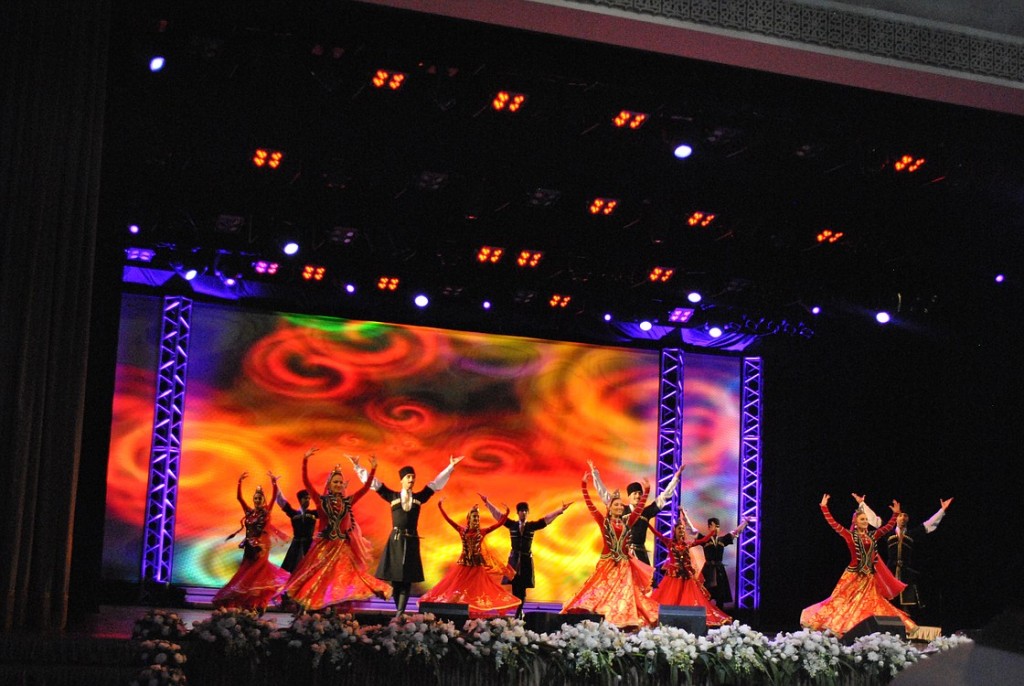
[212,481,290,612]
[282,462,391,611]
[418,504,521,618]
[800,505,918,638]
[649,527,733,627]
[561,478,659,629]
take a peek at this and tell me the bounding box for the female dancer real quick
[561,473,659,629]
[648,513,733,627]
[418,498,521,618]
[212,471,290,612]
[800,493,918,637]
[281,447,391,612]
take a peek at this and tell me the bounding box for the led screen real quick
[103,295,741,603]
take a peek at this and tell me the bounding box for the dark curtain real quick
[0,0,111,632]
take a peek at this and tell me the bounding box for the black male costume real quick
[275,490,318,573]
[590,464,682,565]
[483,500,567,615]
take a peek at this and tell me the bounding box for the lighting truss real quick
[736,356,763,609]
[653,349,685,581]
[140,296,192,585]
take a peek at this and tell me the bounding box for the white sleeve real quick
[654,468,682,508]
[426,462,455,491]
[922,507,945,533]
[352,463,382,491]
[858,500,882,528]
[590,465,612,506]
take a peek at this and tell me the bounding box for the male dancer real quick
[349,454,463,614]
[480,494,572,618]
[854,493,953,614]
[588,460,684,565]
[682,510,750,607]
[275,488,318,573]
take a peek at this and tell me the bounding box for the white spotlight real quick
[708,326,723,338]
[414,294,429,308]
[639,320,653,331]
[673,143,693,159]
[687,291,702,304]
[149,56,166,72]
[875,311,891,324]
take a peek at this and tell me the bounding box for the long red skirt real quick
[800,570,918,638]
[212,552,289,612]
[561,556,659,629]
[419,564,521,618]
[283,538,391,611]
[652,576,733,627]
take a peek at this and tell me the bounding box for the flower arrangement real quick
[456,616,541,675]
[190,607,278,661]
[275,607,370,669]
[132,608,190,641]
[128,608,978,686]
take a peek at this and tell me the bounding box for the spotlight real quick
[377,276,400,291]
[371,69,407,90]
[875,311,891,324]
[413,294,429,308]
[516,250,543,268]
[603,313,613,322]
[281,241,300,256]
[893,154,926,173]
[149,56,165,72]
[811,306,821,315]
[492,91,526,112]
[673,143,693,159]
[687,211,716,227]
[344,283,356,294]
[668,307,694,323]
[252,148,284,169]
[708,325,723,338]
[482,300,492,310]
[687,291,702,304]
[183,267,199,281]
[252,260,279,276]
[302,265,326,281]
[548,294,572,308]
[816,229,844,244]
[476,246,504,264]
[128,223,141,235]
[995,274,1005,283]
[125,247,155,262]
[612,110,648,129]
[588,198,618,216]
[639,320,653,331]
[648,267,674,283]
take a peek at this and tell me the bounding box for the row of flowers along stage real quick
[130,607,972,686]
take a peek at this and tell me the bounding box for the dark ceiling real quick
[102,0,1024,351]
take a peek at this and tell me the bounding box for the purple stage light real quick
[875,311,891,324]
[811,306,821,315]
[708,326,723,338]
[125,247,155,262]
[603,313,612,322]
[149,56,165,72]
[345,283,356,294]
[482,300,492,310]
[995,274,1005,283]
[128,223,140,234]
[668,307,694,323]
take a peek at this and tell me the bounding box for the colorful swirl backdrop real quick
[103,295,741,602]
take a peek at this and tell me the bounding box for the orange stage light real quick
[894,154,926,172]
[371,69,407,90]
[492,91,526,112]
[302,265,326,281]
[252,148,284,169]
[687,211,716,227]
[648,267,674,283]
[612,110,648,129]
[517,250,543,268]
[816,229,845,244]
[476,246,504,264]
[589,198,618,215]
[548,294,572,308]
[376,276,400,291]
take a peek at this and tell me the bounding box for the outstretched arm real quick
[852,493,882,528]
[922,497,953,533]
[426,454,464,492]
[654,464,685,508]
[437,498,461,531]
[581,473,602,523]
[587,459,612,506]
[820,494,844,534]
[301,449,322,510]
[482,506,510,535]
[679,507,702,536]
[543,500,573,525]
[267,472,280,514]
[236,473,250,512]
[479,493,504,522]
[347,454,383,491]
[351,458,377,503]
[730,516,750,537]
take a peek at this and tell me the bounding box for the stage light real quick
[492,91,526,112]
[673,143,693,159]
[995,274,1005,283]
[125,247,155,262]
[612,110,648,129]
[482,300,492,310]
[252,148,284,169]
[183,268,198,281]
[687,211,716,227]
[149,56,165,72]
[345,283,356,294]
[687,291,702,304]
[811,306,821,315]
[668,307,694,323]
[894,154,926,172]
[281,241,300,256]
[527,188,561,207]
[413,294,429,308]
[377,276,400,291]
[302,264,326,281]
[648,266,674,283]
[476,246,504,264]
[327,227,359,244]
[639,320,653,331]
[708,325,723,338]
[588,198,618,215]
[816,229,844,244]
[875,311,891,324]
[371,69,407,90]
[548,294,571,308]
[128,223,140,235]
[516,250,543,268]
[252,260,279,276]
[603,313,613,322]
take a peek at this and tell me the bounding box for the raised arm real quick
[301,448,322,509]
[873,500,901,540]
[351,458,377,503]
[425,454,464,492]
[581,473,602,523]
[922,497,953,533]
[543,500,573,525]
[820,494,844,534]
[654,464,685,508]
[482,506,510,535]
[647,522,672,546]
[680,507,702,536]
[437,498,461,531]
[626,480,650,526]
[237,472,250,512]
[275,488,295,516]
[347,454,383,491]
[267,472,280,514]
[587,459,612,506]
[852,493,883,528]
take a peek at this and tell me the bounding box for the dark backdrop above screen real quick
[103,294,741,602]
